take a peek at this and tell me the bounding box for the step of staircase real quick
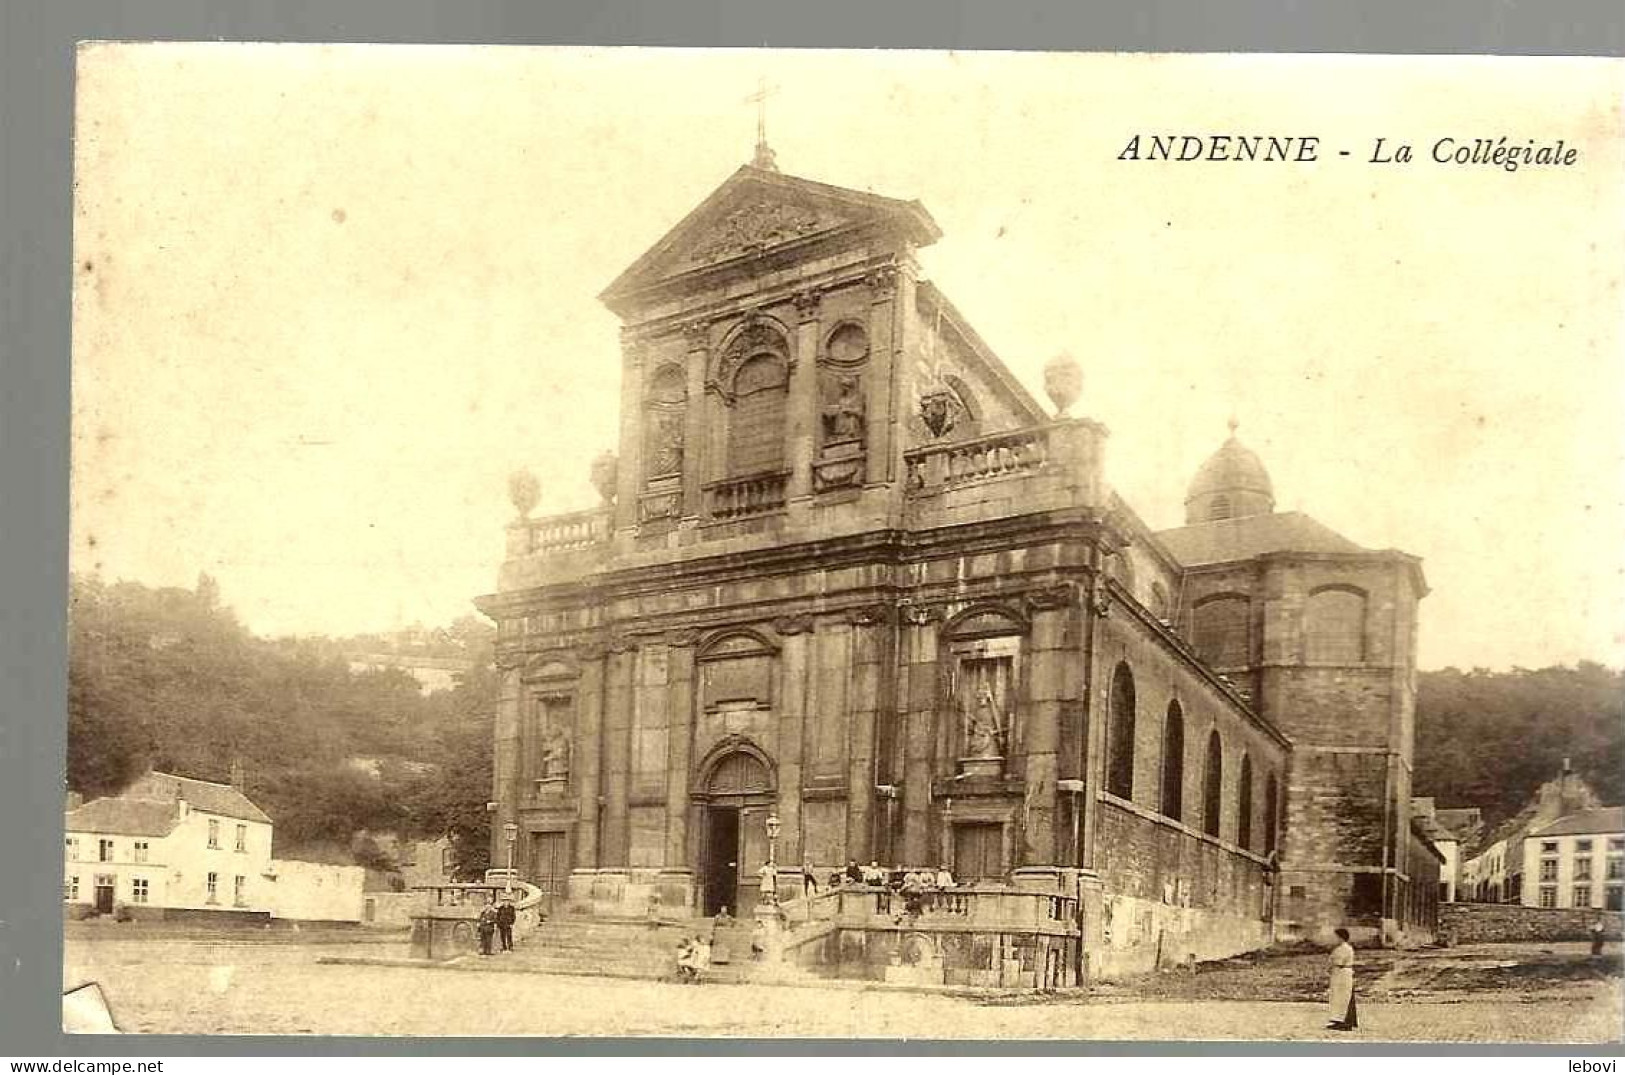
[500,912,791,983]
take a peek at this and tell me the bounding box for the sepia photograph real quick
[61,44,1624,1041]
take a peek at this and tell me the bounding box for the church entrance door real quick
[698,749,774,916]
[703,806,739,917]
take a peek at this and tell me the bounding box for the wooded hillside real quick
[67,574,495,876]
[1414,664,1622,831]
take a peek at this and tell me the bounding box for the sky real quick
[70,46,1625,670]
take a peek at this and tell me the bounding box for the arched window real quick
[1264,773,1280,854]
[1160,701,1184,821]
[1237,753,1254,851]
[1106,663,1136,800]
[1305,586,1366,663]
[727,353,788,476]
[1192,594,1249,669]
[1202,729,1223,838]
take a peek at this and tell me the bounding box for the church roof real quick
[1153,511,1367,566]
[1531,806,1624,838]
[1185,431,1274,509]
[600,163,941,315]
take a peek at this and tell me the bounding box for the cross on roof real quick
[745,77,779,170]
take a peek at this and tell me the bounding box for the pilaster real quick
[786,291,820,504]
[573,650,605,869]
[680,321,709,521]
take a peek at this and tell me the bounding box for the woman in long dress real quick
[1326,927,1358,1030]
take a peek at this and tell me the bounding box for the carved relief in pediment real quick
[688,201,845,266]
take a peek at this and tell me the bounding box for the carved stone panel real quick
[689,201,842,266]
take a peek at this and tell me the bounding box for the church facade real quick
[476,152,1437,976]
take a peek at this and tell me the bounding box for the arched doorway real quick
[697,747,775,916]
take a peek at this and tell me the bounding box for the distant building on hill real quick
[346,652,473,694]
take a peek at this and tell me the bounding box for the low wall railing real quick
[704,470,790,521]
[512,508,611,556]
[819,884,1078,934]
[904,426,1052,496]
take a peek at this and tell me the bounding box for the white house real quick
[1521,807,1625,911]
[64,769,274,919]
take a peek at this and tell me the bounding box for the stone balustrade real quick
[821,884,1078,934]
[905,427,1052,495]
[704,470,790,521]
[507,507,611,558]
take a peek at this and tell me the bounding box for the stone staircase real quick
[495,909,837,984]
[499,912,762,982]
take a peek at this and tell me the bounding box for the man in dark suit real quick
[495,898,517,952]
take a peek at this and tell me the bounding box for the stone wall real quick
[1091,798,1275,978]
[1440,903,1623,945]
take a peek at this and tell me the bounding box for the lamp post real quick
[763,812,781,904]
[503,822,518,897]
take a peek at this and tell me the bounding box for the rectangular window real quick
[1572,884,1592,908]
[1609,838,1624,853]
[235,824,247,852]
[207,819,220,849]
[1541,841,1558,854]
[1608,886,1623,912]
[133,841,148,863]
[1539,859,1558,882]
[98,838,114,862]
[131,878,149,904]
[1575,858,1593,881]
[64,876,79,901]
[65,836,78,861]
[206,871,218,903]
[1539,885,1557,908]
[1608,857,1623,881]
[233,875,246,907]
[1576,839,1593,853]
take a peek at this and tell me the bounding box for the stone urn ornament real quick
[1043,352,1083,417]
[589,450,619,504]
[508,469,540,519]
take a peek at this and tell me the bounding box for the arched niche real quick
[942,604,1027,776]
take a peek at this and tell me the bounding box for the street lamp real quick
[760,812,782,907]
[503,822,518,896]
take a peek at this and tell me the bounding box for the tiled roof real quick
[1153,511,1366,566]
[1531,806,1624,838]
[123,771,273,824]
[65,797,179,837]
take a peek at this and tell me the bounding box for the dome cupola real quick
[1184,420,1275,524]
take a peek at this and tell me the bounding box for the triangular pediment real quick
[601,164,940,314]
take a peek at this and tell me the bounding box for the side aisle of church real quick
[476,148,1434,981]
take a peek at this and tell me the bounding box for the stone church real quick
[477,145,1439,979]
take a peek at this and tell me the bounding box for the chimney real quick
[66,791,83,811]
[230,759,245,793]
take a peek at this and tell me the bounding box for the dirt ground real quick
[62,925,1625,1042]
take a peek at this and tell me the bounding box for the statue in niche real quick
[962,682,1004,759]
[542,726,571,780]
[821,374,865,445]
[646,411,685,477]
